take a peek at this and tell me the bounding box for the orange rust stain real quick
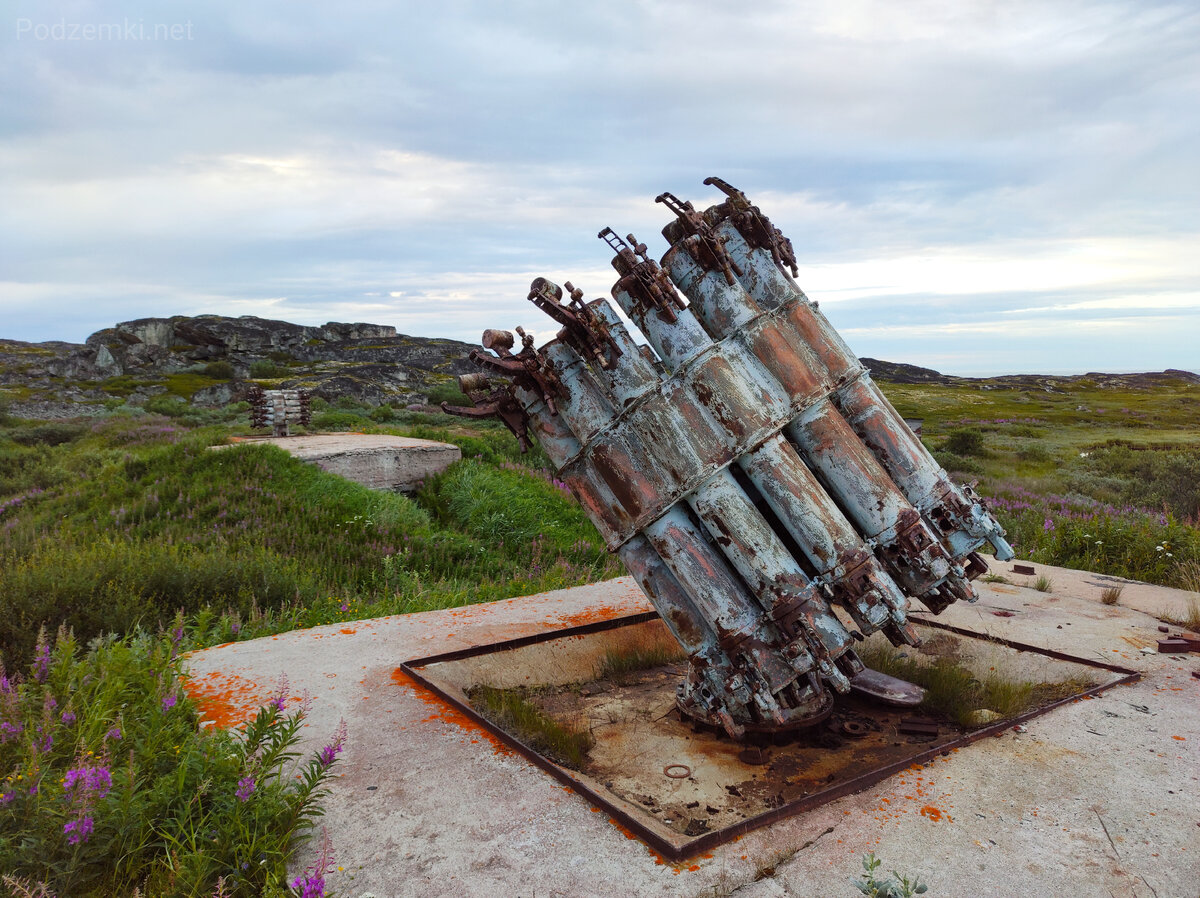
[553,603,628,628]
[608,818,638,841]
[182,671,271,730]
[390,668,515,757]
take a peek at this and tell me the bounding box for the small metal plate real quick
[848,668,926,707]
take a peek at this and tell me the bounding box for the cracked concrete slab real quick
[182,564,1199,898]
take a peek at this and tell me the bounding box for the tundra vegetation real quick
[0,370,1197,896]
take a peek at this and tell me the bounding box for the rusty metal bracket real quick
[528,277,621,370]
[600,228,686,323]
[440,373,533,452]
[466,329,568,415]
[656,191,742,286]
[703,176,798,277]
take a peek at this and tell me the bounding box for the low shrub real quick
[248,361,284,379]
[943,428,986,457]
[310,410,366,430]
[0,627,345,896]
[8,423,86,448]
[425,382,470,407]
[203,361,235,380]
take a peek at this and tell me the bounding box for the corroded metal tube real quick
[443,181,1015,740]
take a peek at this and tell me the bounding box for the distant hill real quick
[1,315,1196,419]
[0,315,476,418]
[860,358,1199,390]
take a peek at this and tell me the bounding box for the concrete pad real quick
[182,566,1200,898]
[220,433,461,491]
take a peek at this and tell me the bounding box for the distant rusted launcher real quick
[443,180,1014,740]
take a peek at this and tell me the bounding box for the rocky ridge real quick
[860,357,1200,390]
[0,315,476,417]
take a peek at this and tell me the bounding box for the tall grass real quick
[0,416,621,668]
[467,685,593,768]
[985,484,1199,587]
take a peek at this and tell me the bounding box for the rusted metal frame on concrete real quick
[399,611,1140,862]
[906,615,1147,675]
[399,657,686,861]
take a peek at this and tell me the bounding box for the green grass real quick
[0,413,619,669]
[466,685,593,768]
[872,376,1200,589]
[856,642,1095,730]
[597,638,687,685]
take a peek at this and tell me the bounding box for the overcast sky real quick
[3,1,1198,375]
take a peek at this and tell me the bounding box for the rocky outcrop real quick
[1,315,477,416]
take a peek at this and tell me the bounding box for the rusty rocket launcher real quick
[443,179,1014,741]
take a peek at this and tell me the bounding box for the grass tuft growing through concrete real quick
[857,643,1095,730]
[597,639,686,686]
[467,685,594,768]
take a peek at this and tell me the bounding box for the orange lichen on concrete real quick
[182,670,272,729]
[339,628,357,635]
[390,668,515,757]
[919,805,952,822]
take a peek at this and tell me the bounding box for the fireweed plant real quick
[0,625,346,897]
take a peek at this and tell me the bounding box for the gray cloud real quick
[1,0,1198,374]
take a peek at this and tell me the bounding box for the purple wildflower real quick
[318,720,348,770]
[290,874,325,898]
[63,764,112,799]
[61,711,77,726]
[105,726,122,741]
[235,776,256,802]
[1043,517,1055,532]
[270,675,290,713]
[33,632,52,683]
[63,816,95,845]
[161,693,177,713]
[0,791,14,805]
[0,721,22,743]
